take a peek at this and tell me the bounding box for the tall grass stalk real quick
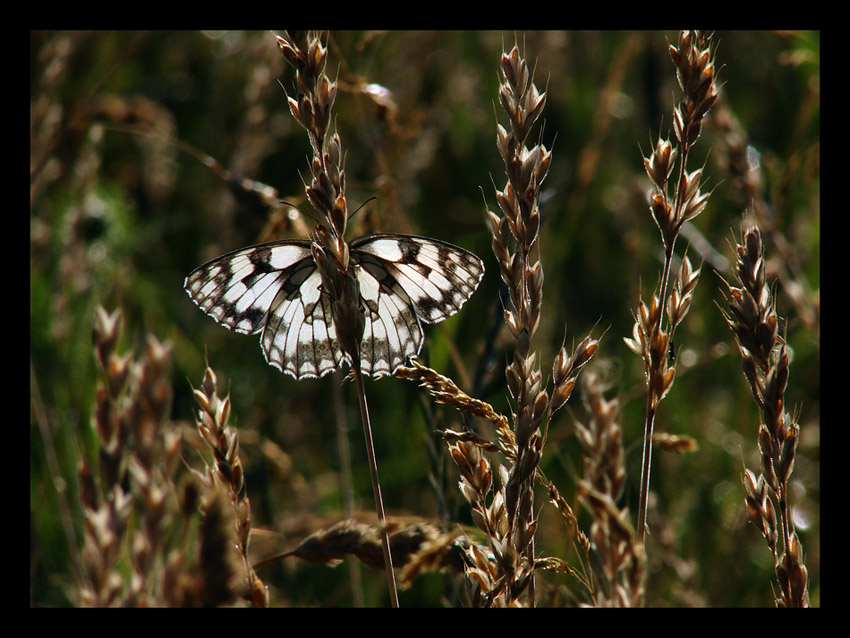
[625,30,717,544]
[436,42,598,607]
[275,30,400,607]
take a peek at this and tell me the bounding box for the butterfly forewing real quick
[185,241,314,335]
[351,234,485,324]
[185,233,484,380]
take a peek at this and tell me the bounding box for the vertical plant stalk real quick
[488,43,550,606]
[276,30,399,608]
[456,41,596,608]
[481,43,597,607]
[720,221,809,607]
[625,30,717,545]
[353,362,399,607]
[332,381,365,606]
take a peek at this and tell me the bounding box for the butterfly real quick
[184,233,484,379]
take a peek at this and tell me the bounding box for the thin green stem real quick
[636,405,656,545]
[333,381,364,606]
[636,234,676,546]
[353,367,400,608]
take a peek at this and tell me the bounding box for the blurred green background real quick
[31,30,819,607]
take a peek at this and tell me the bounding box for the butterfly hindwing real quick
[262,267,348,378]
[356,260,423,376]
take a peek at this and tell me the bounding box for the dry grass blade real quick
[251,518,468,587]
[395,359,512,450]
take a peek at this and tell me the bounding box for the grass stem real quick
[354,367,400,608]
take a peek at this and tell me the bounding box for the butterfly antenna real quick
[348,196,378,224]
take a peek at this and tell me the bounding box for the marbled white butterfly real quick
[185,234,484,379]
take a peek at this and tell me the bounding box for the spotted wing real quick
[185,239,346,379]
[261,266,350,379]
[185,233,484,380]
[354,259,424,376]
[351,234,485,323]
[184,240,314,334]
[350,234,484,376]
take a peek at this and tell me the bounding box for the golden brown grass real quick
[625,30,716,546]
[80,307,248,606]
[721,220,809,607]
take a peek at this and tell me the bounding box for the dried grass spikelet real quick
[81,307,245,607]
[276,31,365,366]
[276,29,399,606]
[191,364,267,607]
[194,489,242,607]
[574,372,645,607]
[396,348,595,575]
[446,435,520,607]
[81,307,179,606]
[487,42,551,607]
[439,41,598,608]
[624,254,700,412]
[628,30,717,546]
[720,219,809,608]
[395,359,513,452]
[252,518,468,587]
[652,432,699,454]
[669,30,719,150]
[551,334,599,414]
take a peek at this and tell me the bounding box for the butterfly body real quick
[185,234,484,379]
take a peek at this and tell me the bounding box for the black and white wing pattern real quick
[184,233,484,380]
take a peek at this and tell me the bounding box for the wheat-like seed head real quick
[720,220,808,607]
[191,364,267,607]
[443,41,598,607]
[276,31,366,364]
[574,372,645,607]
[81,307,245,607]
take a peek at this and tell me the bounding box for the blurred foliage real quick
[31,30,819,607]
